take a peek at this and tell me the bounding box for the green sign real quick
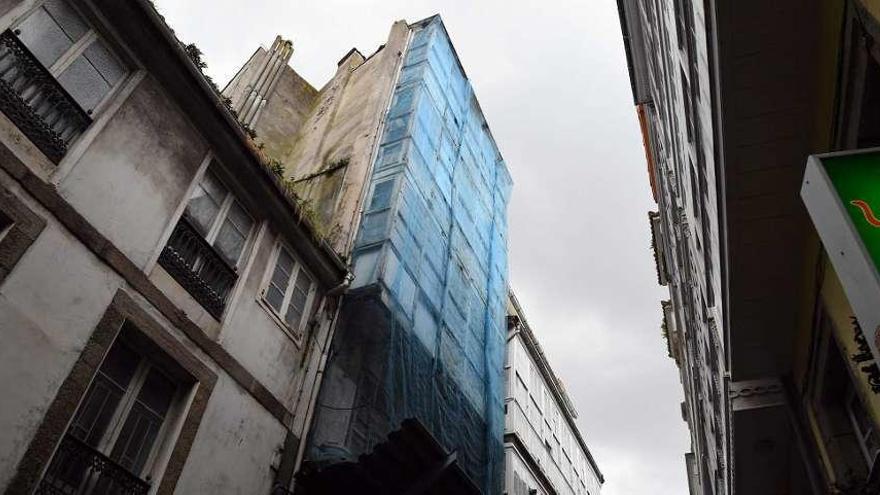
[825,152,880,274]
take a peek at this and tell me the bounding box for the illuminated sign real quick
[824,152,880,273]
[802,149,880,364]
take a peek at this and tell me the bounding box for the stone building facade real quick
[619,0,880,493]
[617,0,726,492]
[0,1,348,493]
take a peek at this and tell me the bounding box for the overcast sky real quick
[152,1,690,493]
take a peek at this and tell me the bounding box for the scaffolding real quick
[306,17,512,494]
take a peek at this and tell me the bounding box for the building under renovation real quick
[223,15,512,494]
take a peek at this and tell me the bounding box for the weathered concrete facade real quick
[0,1,347,493]
[505,294,603,495]
[224,22,410,256]
[225,16,514,494]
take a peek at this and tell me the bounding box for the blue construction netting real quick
[307,16,512,493]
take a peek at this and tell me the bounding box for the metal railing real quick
[0,30,91,163]
[158,215,238,318]
[37,434,149,495]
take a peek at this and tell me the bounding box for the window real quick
[159,167,254,318]
[69,341,176,472]
[262,242,316,335]
[812,312,877,481]
[0,0,126,162]
[847,389,880,470]
[15,0,126,114]
[39,336,181,493]
[186,169,254,267]
[680,68,694,143]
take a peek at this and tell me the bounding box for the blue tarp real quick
[308,17,511,493]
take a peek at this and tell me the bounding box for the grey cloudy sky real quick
[152,1,689,493]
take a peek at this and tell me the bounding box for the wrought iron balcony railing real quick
[158,215,238,319]
[37,434,149,495]
[0,30,91,163]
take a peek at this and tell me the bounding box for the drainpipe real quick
[272,272,351,494]
[291,275,350,466]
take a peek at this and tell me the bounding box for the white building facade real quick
[504,294,603,495]
[617,0,727,493]
[0,1,348,494]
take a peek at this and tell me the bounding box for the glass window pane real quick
[369,180,394,211]
[226,201,253,235]
[271,248,294,285]
[136,369,175,417]
[110,367,175,474]
[110,404,161,474]
[271,264,290,291]
[284,269,312,329]
[16,7,73,68]
[276,247,294,275]
[43,0,88,42]
[294,269,313,295]
[99,341,139,389]
[265,285,284,312]
[213,219,246,266]
[200,170,228,204]
[84,40,124,86]
[284,301,303,329]
[212,201,251,265]
[290,288,308,314]
[186,172,226,235]
[68,375,123,447]
[57,55,110,111]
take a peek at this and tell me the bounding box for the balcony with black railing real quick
[37,434,149,495]
[158,215,238,319]
[0,30,91,163]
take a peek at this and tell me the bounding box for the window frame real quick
[185,167,255,270]
[808,309,877,481]
[258,238,318,341]
[70,337,181,479]
[846,387,880,471]
[12,0,130,117]
[11,291,217,495]
[0,180,46,286]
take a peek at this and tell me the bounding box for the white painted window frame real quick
[13,0,130,117]
[84,345,181,481]
[846,387,880,471]
[258,238,317,343]
[189,167,255,270]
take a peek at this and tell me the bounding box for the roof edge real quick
[508,291,605,484]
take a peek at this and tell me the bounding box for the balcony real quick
[0,30,91,163]
[37,434,149,495]
[158,215,238,319]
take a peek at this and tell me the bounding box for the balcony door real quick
[39,337,178,494]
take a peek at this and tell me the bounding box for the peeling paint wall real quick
[58,75,208,269]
